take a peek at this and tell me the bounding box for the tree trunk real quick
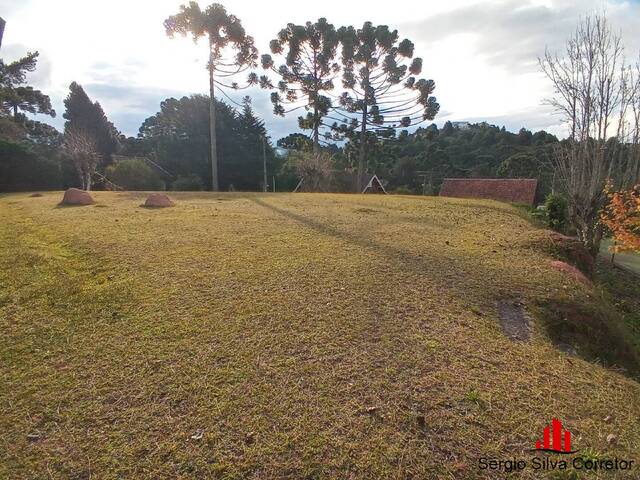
[209,38,219,192]
[262,135,267,192]
[357,105,367,193]
[357,69,371,193]
[75,163,84,190]
[575,210,602,257]
[312,105,319,154]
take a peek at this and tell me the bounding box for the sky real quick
[1,0,640,141]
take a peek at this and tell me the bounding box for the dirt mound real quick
[546,231,594,275]
[143,193,174,208]
[550,260,592,286]
[29,193,43,198]
[60,188,94,206]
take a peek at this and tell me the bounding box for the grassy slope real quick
[595,259,640,352]
[0,192,638,479]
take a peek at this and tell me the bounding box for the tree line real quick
[0,56,557,197]
[0,5,638,256]
[1,2,439,193]
[163,3,440,191]
[539,13,640,255]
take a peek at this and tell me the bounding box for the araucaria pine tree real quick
[165,2,258,191]
[261,18,339,153]
[336,22,439,190]
[0,51,55,120]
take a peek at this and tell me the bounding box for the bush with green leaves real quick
[170,175,203,191]
[393,186,416,195]
[545,193,568,232]
[0,140,62,191]
[106,158,164,191]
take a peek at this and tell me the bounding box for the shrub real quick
[106,158,164,191]
[0,140,62,192]
[171,175,204,191]
[600,183,640,254]
[545,193,568,232]
[393,186,416,195]
[289,151,333,192]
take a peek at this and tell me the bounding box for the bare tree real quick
[292,151,334,192]
[618,57,640,189]
[540,14,640,255]
[64,128,99,191]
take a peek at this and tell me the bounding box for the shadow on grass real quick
[54,203,97,208]
[250,197,451,277]
[533,298,640,379]
[251,197,640,380]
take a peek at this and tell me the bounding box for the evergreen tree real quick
[238,96,271,190]
[261,18,339,153]
[239,96,266,138]
[441,121,454,136]
[139,95,273,191]
[335,22,439,190]
[0,51,66,192]
[165,2,259,191]
[62,82,119,166]
[0,51,55,119]
[277,133,313,151]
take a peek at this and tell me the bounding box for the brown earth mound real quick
[544,231,594,276]
[29,193,43,197]
[60,188,94,206]
[532,230,594,277]
[550,260,592,286]
[143,193,174,208]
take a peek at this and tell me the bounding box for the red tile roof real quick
[439,178,538,205]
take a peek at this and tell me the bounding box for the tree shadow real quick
[250,197,451,278]
[249,197,640,379]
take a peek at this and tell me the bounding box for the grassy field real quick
[1,191,639,479]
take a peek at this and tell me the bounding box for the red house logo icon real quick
[534,418,576,453]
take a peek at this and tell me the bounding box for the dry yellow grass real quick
[0,191,638,479]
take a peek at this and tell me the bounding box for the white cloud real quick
[2,0,639,138]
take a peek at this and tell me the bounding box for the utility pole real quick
[0,18,6,50]
[262,135,268,192]
[208,37,219,192]
[417,170,434,196]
